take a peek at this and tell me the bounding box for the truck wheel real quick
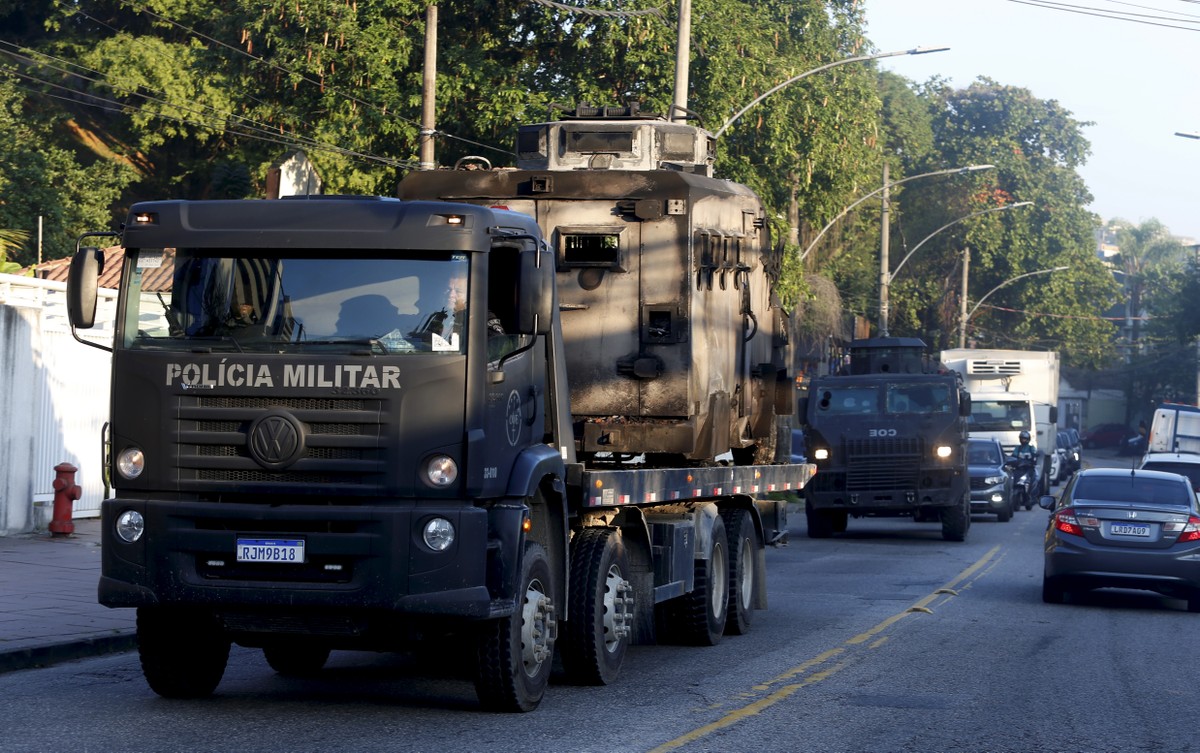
[560,527,634,686]
[805,500,834,539]
[474,542,557,712]
[721,508,757,636]
[659,515,728,646]
[137,607,230,699]
[940,495,970,542]
[263,642,331,676]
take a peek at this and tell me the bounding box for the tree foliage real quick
[0,1,1169,380]
[860,77,1120,368]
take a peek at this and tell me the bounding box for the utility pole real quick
[671,0,691,122]
[878,163,890,337]
[959,247,970,348]
[418,4,438,170]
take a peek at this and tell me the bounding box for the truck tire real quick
[721,508,757,636]
[659,515,728,646]
[560,527,634,686]
[263,642,331,676]
[940,494,970,542]
[474,542,557,712]
[137,607,230,699]
[805,500,834,539]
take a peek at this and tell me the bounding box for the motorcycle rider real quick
[1010,430,1040,507]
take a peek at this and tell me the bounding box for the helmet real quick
[1018,431,1031,443]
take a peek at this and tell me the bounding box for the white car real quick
[1048,446,1063,487]
[1139,452,1200,495]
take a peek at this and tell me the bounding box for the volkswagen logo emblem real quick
[247,411,306,470]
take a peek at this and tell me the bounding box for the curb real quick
[0,633,137,676]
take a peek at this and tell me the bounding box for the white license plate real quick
[1110,523,1150,537]
[236,538,306,563]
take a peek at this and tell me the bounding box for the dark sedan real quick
[1081,423,1133,449]
[1041,467,1200,610]
[968,438,1013,522]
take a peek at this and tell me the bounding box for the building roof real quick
[28,247,175,292]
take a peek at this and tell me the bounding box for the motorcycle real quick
[1006,455,1039,511]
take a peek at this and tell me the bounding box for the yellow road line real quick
[646,544,1002,753]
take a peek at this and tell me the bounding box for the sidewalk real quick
[0,518,136,674]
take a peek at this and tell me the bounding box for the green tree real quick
[0,71,133,266]
[873,77,1119,368]
[1108,218,1191,411]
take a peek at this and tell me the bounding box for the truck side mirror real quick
[795,396,809,424]
[1049,406,1058,424]
[959,393,972,418]
[67,246,105,329]
[516,246,554,335]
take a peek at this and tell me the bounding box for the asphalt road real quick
[2,448,1194,753]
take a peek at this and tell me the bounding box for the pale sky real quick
[862,0,1200,243]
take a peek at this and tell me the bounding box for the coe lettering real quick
[869,428,898,437]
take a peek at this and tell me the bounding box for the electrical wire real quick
[79,0,513,156]
[1005,0,1200,30]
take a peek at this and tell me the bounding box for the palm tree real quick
[0,229,31,274]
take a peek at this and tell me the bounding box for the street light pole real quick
[889,201,1034,283]
[712,46,949,139]
[799,164,994,263]
[959,265,1069,348]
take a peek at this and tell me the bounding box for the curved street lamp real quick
[799,164,994,263]
[889,201,1034,283]
[713,46,950,139]
[958,265,1069,348]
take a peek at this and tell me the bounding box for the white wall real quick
[0,275,115,534]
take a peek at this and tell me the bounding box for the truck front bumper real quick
[98,498,520,621]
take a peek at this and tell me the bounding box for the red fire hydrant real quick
[49,462,81,537]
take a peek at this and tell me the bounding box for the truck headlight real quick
[424,455,458,487]
[813,448,830,461]
[115,509,145,543]
[116,447,145,479]
[422,517,455,551]
[935,445,953,459]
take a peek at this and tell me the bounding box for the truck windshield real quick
[118,248,469,354]
[814,386,880,414]
[969,400,1031,431]
[886,383,953,414]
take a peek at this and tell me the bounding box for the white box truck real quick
[940,349,1060,496]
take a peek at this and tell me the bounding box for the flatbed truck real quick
[66,111,813,712]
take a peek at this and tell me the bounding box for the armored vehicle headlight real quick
[935,445,953,459]
[116,447,145,479]
[813,448,830,461]
[425,455,459,487]
[115,509,145,543]
[422,518,455,551]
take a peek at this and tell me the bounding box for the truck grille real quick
[844,438,922,491]
[177,396,388,492]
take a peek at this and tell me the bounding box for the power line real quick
[525,0,670,22]
[1006,0,1200,30]
[1,53,421,170]
[77,0,512,157]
